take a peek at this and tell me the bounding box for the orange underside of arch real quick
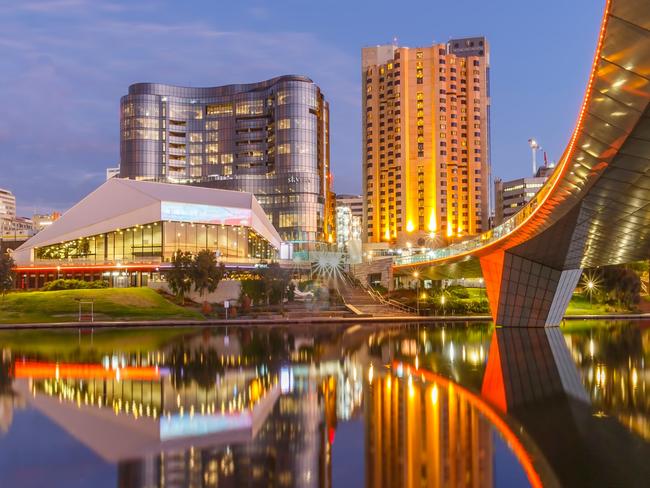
[481,332,507,413]
[480,252,505,323]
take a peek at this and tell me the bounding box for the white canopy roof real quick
[14,179,282,264]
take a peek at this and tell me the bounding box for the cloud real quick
[0,3,360,214]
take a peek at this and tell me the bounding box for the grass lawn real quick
[565,292,630,315]
[0,288,203,324]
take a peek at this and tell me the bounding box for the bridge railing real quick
[393,163,561,267]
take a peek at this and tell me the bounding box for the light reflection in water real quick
[0,321,647,487]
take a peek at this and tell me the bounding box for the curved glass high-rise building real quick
[119,76,334,247]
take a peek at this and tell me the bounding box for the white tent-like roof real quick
[13,179,282,265]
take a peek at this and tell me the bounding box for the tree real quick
[191,249,225,299]
[600,265,641,308]
[167,250,193,301]
[0,253,15,300]
[260,263,290,310]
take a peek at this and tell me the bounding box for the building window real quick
[206,103,232,116]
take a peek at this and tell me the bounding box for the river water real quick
[0,320,647,487]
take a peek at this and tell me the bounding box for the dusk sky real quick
[0,0,603,215]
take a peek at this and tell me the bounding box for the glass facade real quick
[120,76,335,248]
[34,221,276,265]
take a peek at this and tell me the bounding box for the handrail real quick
[365,286,418,315]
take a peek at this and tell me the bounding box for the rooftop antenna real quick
[528,138,541,175]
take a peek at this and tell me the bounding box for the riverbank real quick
[0,312,649,330]
[0,288,202,324]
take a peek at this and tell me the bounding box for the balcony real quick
[168,146,186,156]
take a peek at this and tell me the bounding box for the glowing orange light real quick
[428,213,437,232]
[406,221,415,233]
[393,0,613,273]
[392,361,543,488]
[14,361,162,381]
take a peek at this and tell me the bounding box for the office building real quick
[494,165,554,226]
[32,212,61,232]
[13,179,282,288]
[0,188,35,253]
[335,206,362,263]
[106,167,120,180]
[0,188,16,223]
[119,76,335,248]
[362,38,491,246]
[335,194,363,260]
[336,194,363,219]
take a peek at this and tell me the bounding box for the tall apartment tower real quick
[362,38,491,246]
[119,76,335,248]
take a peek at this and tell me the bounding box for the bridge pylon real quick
[480,251,582,327]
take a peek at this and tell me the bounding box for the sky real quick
[0,0,604,216]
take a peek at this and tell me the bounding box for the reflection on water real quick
[0,321,647,487]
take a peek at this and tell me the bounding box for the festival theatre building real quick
[12,179,283,289]
[119,76,335,248]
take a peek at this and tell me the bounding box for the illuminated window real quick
[206,103,232,116]
[236,100,264,115]
[277,91,290,105]
[279,212,299,227]
[206,143,219,153]
[278,119,291,130]
[189,133,202,143]
[278,144,291,154]
[205,120,219,130]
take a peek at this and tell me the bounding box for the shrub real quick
[297,280,314,292]
[41,279,109,291]
[87,280,110,289]
[446,285,470,299]
[371,283,388,294]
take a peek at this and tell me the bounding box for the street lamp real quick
[587,280,595,305]
[441,294,446,316]
[56,265,61,280]
[413,271,420,315]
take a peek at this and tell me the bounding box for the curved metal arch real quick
[395,0,650,275]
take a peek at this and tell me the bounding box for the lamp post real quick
[56,265,61,280]
[587,280,594,305]
[441,294,446,316]
[413,271,420,315]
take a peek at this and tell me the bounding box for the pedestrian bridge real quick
[393,0,650,326]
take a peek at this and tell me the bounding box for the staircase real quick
[337,278,415,317]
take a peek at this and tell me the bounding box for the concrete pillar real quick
[480,250,582,327]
